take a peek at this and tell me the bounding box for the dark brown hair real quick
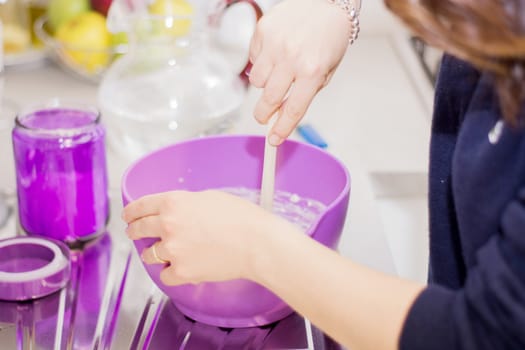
[384,0,525,124]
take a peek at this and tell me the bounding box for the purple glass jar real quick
[12,103,109,243]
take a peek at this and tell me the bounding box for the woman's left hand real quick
[122,190,287,286]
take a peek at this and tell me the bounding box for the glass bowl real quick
[34,15,128,82]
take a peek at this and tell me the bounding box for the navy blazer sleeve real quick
[400,187,525,349]
[398,53,525,349]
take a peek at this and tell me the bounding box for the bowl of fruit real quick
[34,0,127,82]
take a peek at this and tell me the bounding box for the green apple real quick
[55,11,111,73]
[47,0,90,33]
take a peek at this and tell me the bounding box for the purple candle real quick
[12,104,109,242]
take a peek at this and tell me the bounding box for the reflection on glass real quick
[0,232,132,349]
[68,233,113,348]
[141,299,342,349]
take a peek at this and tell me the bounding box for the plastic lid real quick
[0,236,71,301]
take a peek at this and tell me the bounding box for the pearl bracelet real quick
[327,0,361,44]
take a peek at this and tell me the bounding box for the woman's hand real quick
[249,0,352,145]
[122,190,294,286]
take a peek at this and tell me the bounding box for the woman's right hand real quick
[249,0,353,145]
[122,190,301,286]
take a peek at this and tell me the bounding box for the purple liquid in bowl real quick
[12,107,109,242]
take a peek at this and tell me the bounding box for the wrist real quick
[247,214,306,288]
[245,213,279,285]
[326,0,361,44]
[246,213,295,288]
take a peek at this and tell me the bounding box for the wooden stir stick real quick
[260,120,277,211]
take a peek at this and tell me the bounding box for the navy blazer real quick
[400,55,525,349]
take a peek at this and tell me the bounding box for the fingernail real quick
[268,134,281,146]
[254,114,266,124]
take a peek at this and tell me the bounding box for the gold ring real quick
[152,242,169,265]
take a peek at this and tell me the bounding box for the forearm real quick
[252,219,424,350]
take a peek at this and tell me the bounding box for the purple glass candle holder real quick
[0,236,71,301]
[12,102,109,243]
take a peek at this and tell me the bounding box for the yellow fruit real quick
[55,11,111,73]
[148,0,194,37]
[3,23,31,54]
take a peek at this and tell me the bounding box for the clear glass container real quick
[98,0,262,166]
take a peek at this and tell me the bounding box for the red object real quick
[91,0,113,16]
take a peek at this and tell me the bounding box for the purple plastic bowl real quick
[121,135,350,327]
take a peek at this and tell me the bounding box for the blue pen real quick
[297,124,328,149]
